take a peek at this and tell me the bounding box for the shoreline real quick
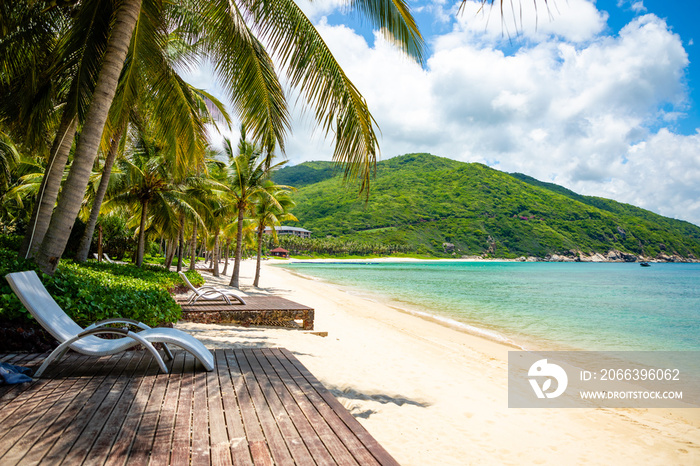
[281,254,700,264]
[177,259,700,465]
[279,264,536,351]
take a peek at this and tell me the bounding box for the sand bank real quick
[176,259,699,465]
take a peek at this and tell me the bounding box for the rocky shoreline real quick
[514,249,698,263]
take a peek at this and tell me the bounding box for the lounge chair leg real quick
[35,339,76,377]
[162,343,174,360]
[127,332,169,373]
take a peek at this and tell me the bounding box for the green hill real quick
[274,153,700,260]
[272,161,339,188]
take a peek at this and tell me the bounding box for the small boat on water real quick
[640,262,651,267]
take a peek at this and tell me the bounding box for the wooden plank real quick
[215,349,254,466]
[251,349,336,464]
[280,348,400,466]
[0,350,398,466]
[103,357,159,466]
[261,349,359,466]
[0,354,81,438]
[54,351,141,465]
[148,351,186,466]
[169,352,196,466]
[176,296,312,310]
[5,354,124,465]
[235,348,294,465]
[0,354,101,462]
[191,351,210,466]
[244,349,316,464]
[225,350,274,465]
[272,349,384,466]
[38,353,137,465]
[206,350,233,466]
[0,352,88,421]
[126,355,175,466]
[81,351,151,466]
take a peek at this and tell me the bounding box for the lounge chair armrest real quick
[85,318,151,332]
[77,327,130,338]
[197,286,222,292]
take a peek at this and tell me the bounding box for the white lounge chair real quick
[92,253,115,263]
[178,271,246,305]
[5,271,215,377]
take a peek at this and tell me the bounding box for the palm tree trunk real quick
[229,206,245,287]
[136,198,149,267]
[19,114,78,259]
[222,241,230,276]
[212,233,220,277]
[164,238,176,269]
[34,0,143,275]
[189,221,197,271]
[176,216,185,272]
[254,225,264,287]
[75,125,124,262]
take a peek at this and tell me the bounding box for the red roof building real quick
[270,247,289,258]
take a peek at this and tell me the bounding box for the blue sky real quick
[187,1,700,226]
[335,0,700,133]
[591,0,698,134]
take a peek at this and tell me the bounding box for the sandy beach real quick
[176,259,700,465]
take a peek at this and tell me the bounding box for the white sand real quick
[176,259,700,465]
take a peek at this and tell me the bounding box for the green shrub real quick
[0,247,205,327]
[0,248,38,321]
[0,234,22,251]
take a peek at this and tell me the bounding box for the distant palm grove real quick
[0,0,424,281]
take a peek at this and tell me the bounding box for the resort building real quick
[264,226,312,239]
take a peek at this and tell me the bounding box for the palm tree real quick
[222,136,286,287]
[4,0,117,259]
[105,130,183,267]
[31,0,424,274]
[252,180,297,287]
[0,129,19,192]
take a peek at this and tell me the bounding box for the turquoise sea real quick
[280,261,700,351]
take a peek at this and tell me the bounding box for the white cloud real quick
[569,129,700,223]
[292,0,346,21]
[453,0,607,43]
[620,1,648,14]
[282,10,699,225]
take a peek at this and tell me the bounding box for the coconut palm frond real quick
[347,0,424,63]
[197,0,290,158]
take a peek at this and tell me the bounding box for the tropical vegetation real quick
[0,0,424,278]
[0,0,427,346]
[0,238,202,327]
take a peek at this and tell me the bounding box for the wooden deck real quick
[0,349,398,465]
[177,297,315,330]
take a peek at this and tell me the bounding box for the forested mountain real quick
[272,153,700,259]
